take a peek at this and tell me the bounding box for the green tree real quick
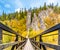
[1,11,6,20]
[43,2,47,10]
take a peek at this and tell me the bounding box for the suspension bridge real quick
[0,22,60,50]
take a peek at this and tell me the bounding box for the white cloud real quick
[14,0,23,8]
[5,4,11,8]
[14,0,23,12]
[15,8,20,12]
[30,0,60,8]
[47,0,58,5]
[30,0,41,9]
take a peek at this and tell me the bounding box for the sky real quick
[0,0,60,15]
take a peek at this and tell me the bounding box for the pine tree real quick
[1,11,6,20]
[43,2,47,10]
[24,8,27,16]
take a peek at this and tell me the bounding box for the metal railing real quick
[0,22,27,50]
[30,23,60,50]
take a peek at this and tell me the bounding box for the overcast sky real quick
[0,0,60,15]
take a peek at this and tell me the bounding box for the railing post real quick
[40,35,42,49]
[34,37,36,43]
[58,29,60,45]
[35,37,36,50]
[16,35,18,49]
[21,36,22,50]
[11,35,18,50]
[40,35,46,50]
[57,29,60,50]
[0,28,3,50]
[21,36,22,41]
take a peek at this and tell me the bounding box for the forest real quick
[0,3,60,48]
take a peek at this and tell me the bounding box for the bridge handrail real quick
[0,40,26,49]
[30,23,60,50]
[30,23,60,38]
[30,40,41,50]
[16,42,26,50]
[0,22,26,38]
[31,40,60,49]
[0,22,27,50]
